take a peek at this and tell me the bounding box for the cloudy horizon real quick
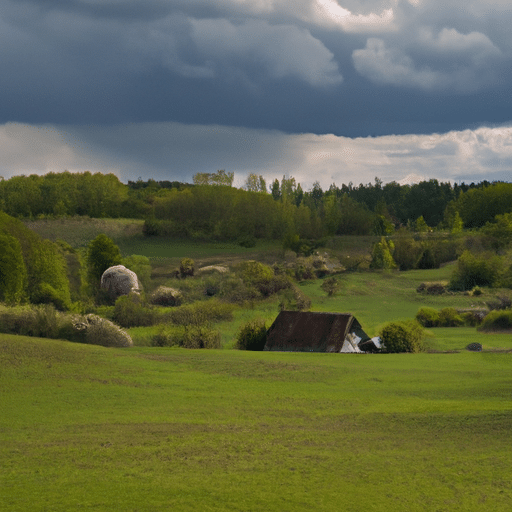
[1,0,511,189]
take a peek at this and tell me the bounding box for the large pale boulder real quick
[100,265,141,300]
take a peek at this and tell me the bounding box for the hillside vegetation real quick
[3,175,512,510]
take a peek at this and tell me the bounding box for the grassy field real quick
[5,218,511,509]
[1,334,512,511]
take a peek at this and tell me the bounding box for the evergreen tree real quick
[86,234,122,289]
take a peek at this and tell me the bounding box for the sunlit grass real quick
[2,335,512,511]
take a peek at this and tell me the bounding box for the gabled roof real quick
[264,311,370,353]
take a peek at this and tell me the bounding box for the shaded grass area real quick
[2,335,512,511]
[23,217,283,264]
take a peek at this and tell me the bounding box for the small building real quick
[264,311,372,353]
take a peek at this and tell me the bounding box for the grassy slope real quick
[1,335,512,511]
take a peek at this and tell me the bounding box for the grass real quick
[6,220,512,508]
[2,335,512,511]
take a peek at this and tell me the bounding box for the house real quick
[264,311,372,353]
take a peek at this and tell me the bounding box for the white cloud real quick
[190,18,343,86]
[2,122,512,190]
[309,0,395,32]
[418,27,501,64]
[352,38,443,89]
[353,28,502,92]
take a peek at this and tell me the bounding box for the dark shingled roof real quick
[264,311,370,352]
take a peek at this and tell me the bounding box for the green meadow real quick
[2,218,511,510]
[2,335,512,511]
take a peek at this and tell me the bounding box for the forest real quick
[1,169,512,317]
[0,170,508,240]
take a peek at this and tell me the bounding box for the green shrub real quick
[0,304,64,338]
[370,237,396,270]
[438,307,464,327]
[0,305,133,347]
[180,258,195,278]
[461,311,484,327]
[163,299,235,326]
[392,232,423,270]
[0,233,27,305]
[416,245,437,269]
[379,320,425,353]
[486,295,512,311]
[416,282,448,295]
[32,282,69,311]
[72,314,133,347]
[294,259,316,281]
[182,326,221,349]
[257,274,291,297]
[478,310,512,332]
[86,234,122,288]
[113,293,155,328]
[219,276,259,304]
[321,276,342,297]
[122,255,152,290]
[203,275,222,297]
[415,307,440,327]
[149,286,182,306]
[239,260,274,286]
[236,319,267,351]
[238,234,256,248]
[449,250,502,290]
[278,285,311,312]
[150,325,187,347]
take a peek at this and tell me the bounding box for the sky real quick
[1,0,511,190]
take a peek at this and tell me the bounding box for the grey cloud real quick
[3,122,512,191]
[190,18,343,87]
[352,38,443,89]
[0,0,511,137]
[352,25,503,92]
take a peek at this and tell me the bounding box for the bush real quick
[370,237,396,270]
[163,299,235,326]
[236,319,267,351]
[0,304,62,338]
[416,307,440,327]
[392,232,423,270]
[278,285,311,312]
[180,258,195,278]
[0,305,132,347]
[86,234,122,287]
[461,311,484,327]
[379,320,425,353]
[321,276,342,297]
[449,250,502,290]
[149,286,182,306]
[219,276,260,304]
[478,310,512,332]
[0,233,27,305]
[416,282,448,295]
[486,295,512,311]
[32,282,69,311]
[438,307,464,327]
[150,325,187,347]
[113,293,155,327]
[72,314,133,347]
[293,259,316,281]
[239,260,273,285]
[122,255,152,290]
[238,234,256,248]
[182,326,221,349]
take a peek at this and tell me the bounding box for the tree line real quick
[0,170,511,241]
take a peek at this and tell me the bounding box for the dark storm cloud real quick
[1,0,512,136]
